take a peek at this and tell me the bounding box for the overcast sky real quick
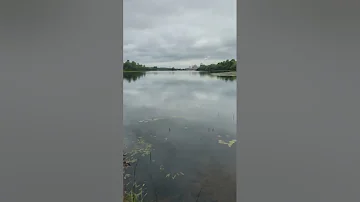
[124,0,236,68]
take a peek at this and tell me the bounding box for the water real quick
[123,71,236,202]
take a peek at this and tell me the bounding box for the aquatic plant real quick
[164,171,185,180]
[218,139,237,147]
[123,137,153,202]
[124,182,147,202]
[125,137,153,165]
[124,136,186,202]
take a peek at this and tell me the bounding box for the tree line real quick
[123,59,237,72]
[196,59,236,72]
[123,60,180,71]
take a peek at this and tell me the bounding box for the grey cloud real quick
[124,0,236,68]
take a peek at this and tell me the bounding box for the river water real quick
[123,71,236,202]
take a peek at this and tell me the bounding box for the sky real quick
[124,0,236,69]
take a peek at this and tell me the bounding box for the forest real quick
[196,59,236,72]
[123,60,179,71]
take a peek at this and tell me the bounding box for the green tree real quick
[196,59,236,72]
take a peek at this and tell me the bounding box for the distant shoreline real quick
[123,70,146,72]
[210,71,236,77]
[124,70,237,77]
[123,69,183,72]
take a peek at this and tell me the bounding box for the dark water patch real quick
[124,117,236,201]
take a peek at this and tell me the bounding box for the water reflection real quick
[123,71,236,202]
[198,71,236,82]
[217,76,236,82]
[123,71,146,83]
[124,71,236,83]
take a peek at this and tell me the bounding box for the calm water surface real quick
[123,71,236,202]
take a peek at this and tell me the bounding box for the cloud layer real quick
[124,0,236,68]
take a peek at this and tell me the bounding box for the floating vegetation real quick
[123,139,151,202]
[218,139,237,147]
[138,117,165,123]
[138,116,185,124]
[124,173,131,180]
[125,137,153,165]
[165,172,184,180]
[124,182,147,202]
[124,135,186,201]
[160,164,184,180]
